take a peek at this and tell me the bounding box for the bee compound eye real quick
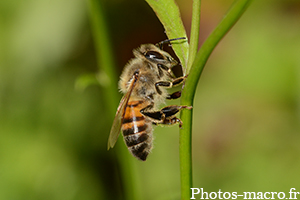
[145,51,164,60]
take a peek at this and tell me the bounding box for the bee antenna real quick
[156,37,186,49]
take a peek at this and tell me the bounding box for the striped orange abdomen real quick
[121,100,153,161]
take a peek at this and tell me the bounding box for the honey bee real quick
[107,38,192,161]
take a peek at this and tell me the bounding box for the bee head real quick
[134,44,177,68]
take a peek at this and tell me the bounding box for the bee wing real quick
[107,93,129,150]
[107,74,138,150]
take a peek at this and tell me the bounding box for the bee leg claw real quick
[179,122,183,129]
[185,106,193,110]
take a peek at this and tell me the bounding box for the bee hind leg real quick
[141,105,192,128]
[157,105,192,128]
[159,116,183,128]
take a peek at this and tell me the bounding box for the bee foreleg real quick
[171,74,188,87]
[157,64,176,78]
[155,81,171,95]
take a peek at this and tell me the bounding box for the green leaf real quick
[145,0,189,70]
[187,0,201,73]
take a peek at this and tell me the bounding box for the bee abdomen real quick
[122,123,153,161]
[129,143,151,161]
[122,100,153,161]
[124,130,149,147]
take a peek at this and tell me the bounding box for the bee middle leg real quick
[155,74,188,96]
[140,105,192,127]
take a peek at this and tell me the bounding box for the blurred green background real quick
[1,0,300,199]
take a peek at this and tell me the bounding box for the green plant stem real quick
[179,0,252,199]
[87,0,118,110]
[87,1,139,200]
[185,0,252,98]
[178,0,201,200]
